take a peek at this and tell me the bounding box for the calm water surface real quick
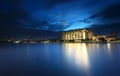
[0,43,120,76]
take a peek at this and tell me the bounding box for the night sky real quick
[0,0,120,39]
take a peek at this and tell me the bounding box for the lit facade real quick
[62,29,94,42]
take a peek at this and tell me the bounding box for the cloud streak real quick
[89,3,120,22]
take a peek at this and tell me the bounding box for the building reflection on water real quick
[0,43,119,76]
[62,43,117,75]
[63,43,90,73]
[107,43,112,56]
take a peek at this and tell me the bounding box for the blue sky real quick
[22,0,120,31]
[0,0,120,39]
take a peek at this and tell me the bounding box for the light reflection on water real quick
[0,43,120,76]
[63,43,90,75]
[107,43,112,56]
[63,43,89,70]
[62,43,120,76]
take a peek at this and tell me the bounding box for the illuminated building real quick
[92,35,106,42]
[92,35,117,42]
[105,32,117,41]
[62,29,94,42]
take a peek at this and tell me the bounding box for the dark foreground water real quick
[0,43,120,76]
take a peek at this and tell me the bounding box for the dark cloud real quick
[89,22,120,37]
[44,0,78,8]
[22,20,71,31]
[0,0,28,31]
[78,19,91,23]
[1,0,120,39]
[91,22,120,30]
[89,3,120,21]
[0,9,29,31]
[88,2,120,36]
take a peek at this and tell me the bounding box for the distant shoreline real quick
[0,41,120,44]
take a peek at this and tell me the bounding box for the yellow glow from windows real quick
[83,32,86,39]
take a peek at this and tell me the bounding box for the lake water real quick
[0,43,120,76]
